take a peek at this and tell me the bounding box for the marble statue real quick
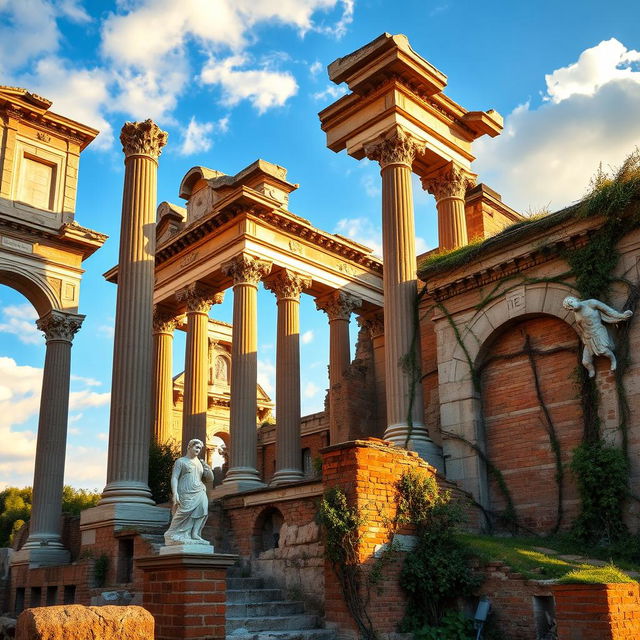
[164,439,213,546]
[562,296,633,377]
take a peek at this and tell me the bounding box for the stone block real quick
[16,605,153,640]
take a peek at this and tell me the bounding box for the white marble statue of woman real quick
[164,438,213,546]
[562,296,633,377]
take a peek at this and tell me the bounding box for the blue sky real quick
[1,0,640,489]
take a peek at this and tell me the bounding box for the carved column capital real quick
[264,269,311,301]
[363,127,426,169]
[358,312,385,339]
[222,254,272,286]
[421,162,476,202]
[36,310,84,343]
[152,306,177,334]
[176,283,224,314]
[120,119,168,159]
[315,291,362,322]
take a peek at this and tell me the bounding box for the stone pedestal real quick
[364,128,442,469]
[177,284,224,451]
[100,120,168,507]
[17,310,83,567]
[152,307,176,444]
[265,270,311,484]
[221,254,271,490]
[138,552,237,640]
[316,291,361,444]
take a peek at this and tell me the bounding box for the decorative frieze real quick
[421,162,476,201]
[222,254,272,286]
[36,310,83,343]
[315,291,362,322]
[120,119,168,159]
[264,269,311,300]
[364,127,426,169]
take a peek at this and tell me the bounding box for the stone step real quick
[227,577,266,590]
[227,602,306,618]
[226,629,336,640]
[226,615,319,633]
[227,566,247,579]
[227,589,284,604]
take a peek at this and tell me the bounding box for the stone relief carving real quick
[358,312,384,339]
[120,119,168,158]
[315,290,362,321]
[562,296,633,377]
[421,162,476,201]
[364,127,426,169]
[264,269,311,300]
[289,240,303,255]
[164,439,213,547]
[221,254,272,285]
[36,310,83,343]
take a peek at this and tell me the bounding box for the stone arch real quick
[0,262,60,316]
[252,506,284,555]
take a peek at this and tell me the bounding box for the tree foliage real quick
[148,438,180,504]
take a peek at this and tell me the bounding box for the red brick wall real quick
[552,583,640,640]
[259,430,328,484]
[481,315,582,532]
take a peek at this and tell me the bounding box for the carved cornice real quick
[120,119,168,159]
[152,306,177,333]
[421,162,476,202]
[176,283,224,313]
[264,269,311,301]
[358,312,384,339]
[315,291,362,322]
[221,254,272,286]
[363,127,426,169]
[36,310,84,343]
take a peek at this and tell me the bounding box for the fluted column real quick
[101,120,167,506]
[359,311,387,438]
[364,127,442,468]
[152,307,177,444]
[21,311,83,564]
[265,269,311,485]
[222,254,272,489]
[422,161,476,251]
[177,284,224,452]
[315,290,361,444]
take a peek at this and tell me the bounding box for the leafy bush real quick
[148,438,180,504]
[413,610,474,640]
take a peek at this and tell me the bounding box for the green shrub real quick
[148,439,180,504]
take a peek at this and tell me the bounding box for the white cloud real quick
[475,39,640,213]
[301,330,314,345]
[69,390,110,409]
[69,413,84,423]
[97,323,115,339]
[71,375,101,387]
[0,303,40,345]
[303,381,319,398]
[201,55,298,113]
[312,84,346,101]
[310,60,323,77]
[180,116,230,156]
[257,359,276,395]
[334,217,382,256]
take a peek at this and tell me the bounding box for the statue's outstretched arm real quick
[592,300,633,324]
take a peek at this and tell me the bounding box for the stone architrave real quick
[315,290,361,444]
[177,284,224,451]
[100,120,168,508]
[18,310,83,567]
[221,254,272,489]
[364,126,442,468]
[152,306,177,444]
[421,161,476,251]
[264,269,312,484]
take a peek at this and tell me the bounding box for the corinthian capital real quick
[358,311,384,339]
[363,128,426,169]
[264,269,311,301]
[36,310,84,343]
[120,119,168,159]
[222,254,272,286]
[315,291,362,322]
[152,306,177,333]
[176,283,224,314]
[421,162,476,202]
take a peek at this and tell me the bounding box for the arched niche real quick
[252,506,284,555]
[0,263,59,317]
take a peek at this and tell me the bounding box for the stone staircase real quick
[226,568,335,640]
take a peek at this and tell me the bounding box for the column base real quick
[270,469,305,486]
[383,422,444,472]
[212,479,266,498]
[99,480,155,506]
[11,546,70,568]
[80,502,171,531]
[222,467,265,488]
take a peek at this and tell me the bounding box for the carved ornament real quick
[176,283,224,314]
[221,254,272,286]
[421,162,476,202]
[264,269,311,301]
[152,306,177,333]
[120,119,168,159]
[363,127,426,169]
[315,291,362,322]
[36,310,84,343]
[358,312,384,339]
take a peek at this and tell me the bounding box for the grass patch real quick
[458,534,638,583]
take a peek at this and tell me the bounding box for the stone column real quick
[100,120,168,506]
[359,311,387,439]
[19,311,83,566]
[221,254,272,489]
[152,306,177,445]
[315,290,361,444]
[422,161,476,251]
[364,127,442,468]
[177,284,224,452]
[265,269,311,485]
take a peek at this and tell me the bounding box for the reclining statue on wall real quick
[562,296,633,377]
[164,438,213,546]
